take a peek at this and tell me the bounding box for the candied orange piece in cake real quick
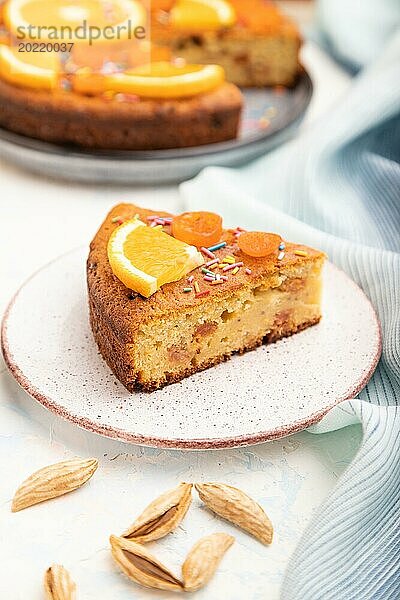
[238,231,282,258]
[172,211,223,247]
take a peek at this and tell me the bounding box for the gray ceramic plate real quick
[1,248,381,450]
[0,73,312,184]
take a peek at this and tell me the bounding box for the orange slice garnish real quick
[170,0,236,31]
[238,231,282,258]
[73,61,225,98]
[0,43,59,89]
[4,0,146,44]
[107,218,204,297]
[172,211,223,247]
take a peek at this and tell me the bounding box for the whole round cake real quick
[0,0,300,150]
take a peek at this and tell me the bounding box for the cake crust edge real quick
[0,79,242,150]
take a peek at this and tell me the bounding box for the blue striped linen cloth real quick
[179,19,400,600]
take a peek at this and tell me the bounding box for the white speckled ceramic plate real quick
[1,248,381,449]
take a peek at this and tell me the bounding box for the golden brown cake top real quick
[151,0,299,38]
[87,203,324,344]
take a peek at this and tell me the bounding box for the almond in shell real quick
[110,535,183,592]
[44,564,76,600]
[12,457,98,512]
[122,482,192,543]
[182,532,234,592]
[195,482,273,544]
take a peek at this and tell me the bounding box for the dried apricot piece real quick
[172,212,223,247]
[238,231,282,258]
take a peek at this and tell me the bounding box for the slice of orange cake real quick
[87,204,324,391]
[151,0,302,87]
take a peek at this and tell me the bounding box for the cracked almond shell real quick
[110,534,183,592]
[122,482,192,543]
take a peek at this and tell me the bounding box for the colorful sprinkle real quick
[201,247,216,259]
[194,281,200,293]
[279,242,286,251]
[195,290,210,299]
[245,268,252,275]
[206,258,219,267]
[187,275,194,284]
[201,267,215,276]
[111,216,123,223]
[64,60,78,75]
[183,287,192,293]
[265,106,277,118]
[211,279,224,285]
[278,251,285,260]
[233,226,246,238]
[232,267,240,275]
[208,263,218,270]
[147,216,171,227]
[207,241,226,252]
[115,93,140,103]
[100,60,123,75]
[295,250,308,257]
[222,256,235,264]
[274,85,287,95]
[60,78,72,92]
[172,57,187,67]
[259,117,270,129]
[222,262,244,272]
[204,276,215,282]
